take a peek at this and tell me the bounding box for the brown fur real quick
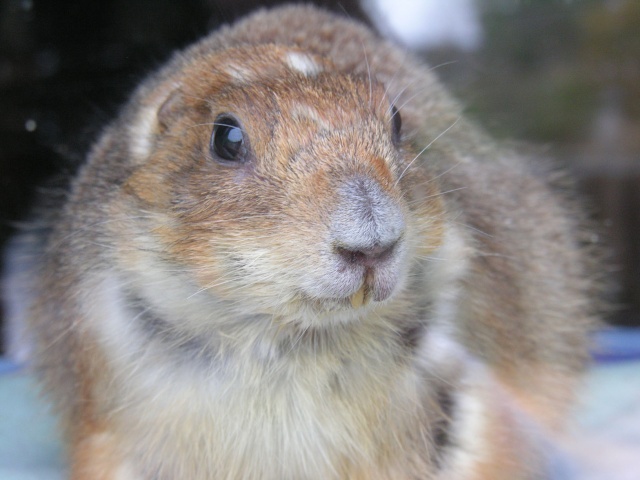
[13,5,601,479]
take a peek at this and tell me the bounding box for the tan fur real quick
[72,431,129,480]
[13,5,601,479]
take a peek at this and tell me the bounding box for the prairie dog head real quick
[109,44,445,330]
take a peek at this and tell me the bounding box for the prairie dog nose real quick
[331,175,405,266]
[335,241,398,268]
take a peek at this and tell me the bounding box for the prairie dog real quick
[9,5,598,479]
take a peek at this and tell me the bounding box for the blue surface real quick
[0,328,638,479]
[591,327,640,362]
[0,361,65,480]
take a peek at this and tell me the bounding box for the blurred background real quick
[1,0,639,338]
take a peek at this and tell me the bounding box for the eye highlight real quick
[211,115,246,163]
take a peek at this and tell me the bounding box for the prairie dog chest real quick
[91,281,425,479]
[114,351,422,480]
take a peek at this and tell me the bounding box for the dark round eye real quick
[391,105,402,142]
[211,115,245,162]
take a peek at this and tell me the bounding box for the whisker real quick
[361,42,373,109]
[450,221,493,238]
[384,61,456,114]
[406,187,467,207]
[427,60,458,73]
[387,81,416,115]
[395,117,461,187]
[378,70,401,112]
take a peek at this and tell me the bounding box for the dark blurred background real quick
[1,0,638,347]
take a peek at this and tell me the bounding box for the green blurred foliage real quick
[446,0,639,144]
[582,1,640,118]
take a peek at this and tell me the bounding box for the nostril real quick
[335,241,398,268]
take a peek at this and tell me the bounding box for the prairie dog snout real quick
[8,5,599,480]
[332,175,407,304]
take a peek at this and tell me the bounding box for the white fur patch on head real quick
[224,64,254,82]
[285,52,322,76]
[290,103,329,129]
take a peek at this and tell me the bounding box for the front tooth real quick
[350,284,366,309]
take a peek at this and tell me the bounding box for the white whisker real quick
[395,117,461,187]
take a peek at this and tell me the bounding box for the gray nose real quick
[335,241,398,268]
[331,176,405,266]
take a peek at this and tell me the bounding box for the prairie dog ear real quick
[157,88,184,132]
[128,81,181,165]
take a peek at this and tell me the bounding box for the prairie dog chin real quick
[9,5,598,479]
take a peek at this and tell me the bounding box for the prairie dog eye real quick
[211,115,245,163]
[391,105,402,143]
